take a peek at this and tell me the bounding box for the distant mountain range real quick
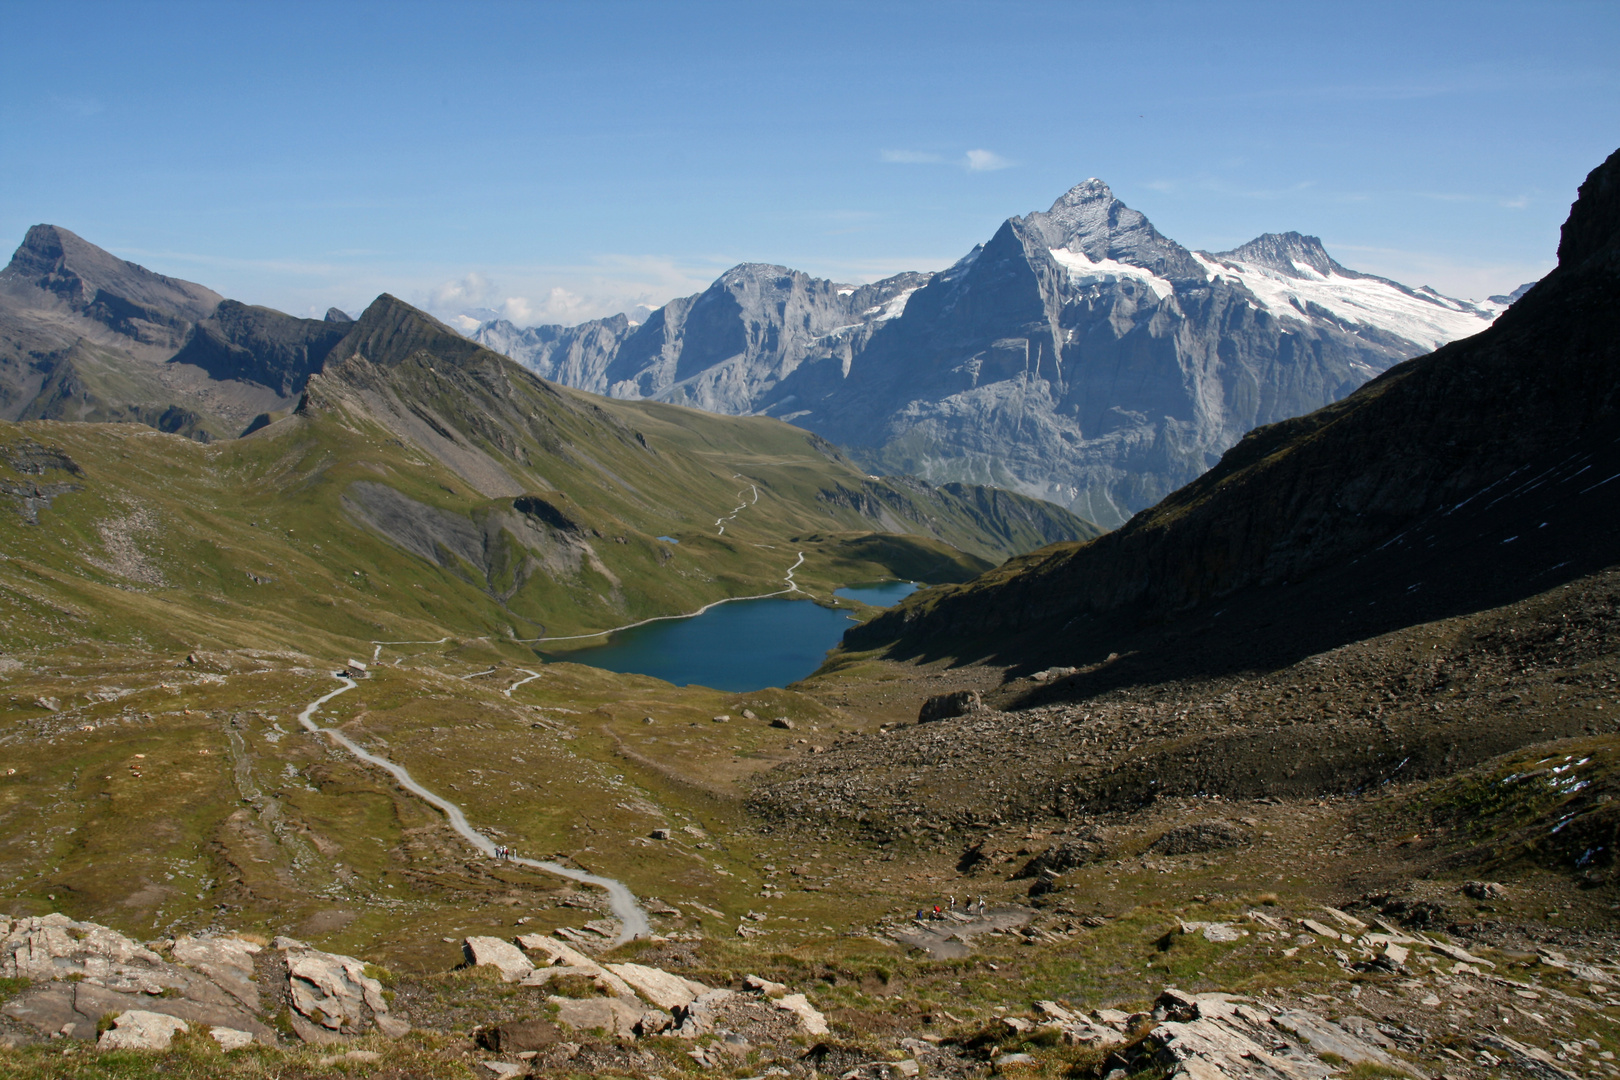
[0,228,1098,635]
[474,182,1529,527]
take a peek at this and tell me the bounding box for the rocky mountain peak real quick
[338,293,486,370]
[1020,179,1203,280]
[1214,232,1352,279]
[1,223,221,321]
[1556,146,1620,270]
[718,263,800,288]
[1488,281,1539,307]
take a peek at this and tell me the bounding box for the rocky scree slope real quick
[846,146,1620,678]
[475,186,1511,528]
[0,225,351,440]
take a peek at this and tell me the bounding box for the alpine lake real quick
[541,581,919,692]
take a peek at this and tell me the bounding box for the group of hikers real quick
[493,844,516,861]
[919,894,988,920]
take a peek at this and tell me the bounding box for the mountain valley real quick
[0,146,1615,1080]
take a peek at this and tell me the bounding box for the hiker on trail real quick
[948,895,956,911]
[978,895,987,914]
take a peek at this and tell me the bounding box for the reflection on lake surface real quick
[834,581,919,606]
[547,580,920,692]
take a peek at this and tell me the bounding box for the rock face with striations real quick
[475,185,1507,527]
[475,266,928,414]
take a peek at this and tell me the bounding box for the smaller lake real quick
[834,581,919,606]
[547,580,920,692]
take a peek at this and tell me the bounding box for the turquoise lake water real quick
[547,580,919,691]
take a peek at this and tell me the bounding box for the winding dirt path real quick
[504,669,543,696]
[296,676,649,943]
[715,481,759,536]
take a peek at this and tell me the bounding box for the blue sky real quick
[3,0,1616,325]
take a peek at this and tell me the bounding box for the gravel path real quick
[296,675,650,942]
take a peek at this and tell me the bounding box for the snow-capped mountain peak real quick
[1214,232,1351,280]
[1021,178,1205,280]
[1193,235,1496,353]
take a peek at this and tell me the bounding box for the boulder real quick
[0,914,163,981]
[774,992,829,1035]
[279,941,390,1036]
[548,994,642,1037]
[516,936,635,997]
[1464,880,1508,900]
[1299,918,1345,940]
[477,1018,560,1053]
[169,936,262,1009]
[770,717,794,729]
[1179,921,1242,943]
[1428,940,1495,969]
[73,982,273,1043]
[743,974,787,997]
[210,1027,255,1051]
[604,962,705,1011]
[463,936,535,981]
[1014,828,1109,878]
[1112,989,1395,1080]
[1,984,81,1039]
[97,1010,188,1051]
[520,964,634,998]
[918,690,981,723]
[674,987,736,1037]
[516,934,596,969]
[635,1009,675,1035]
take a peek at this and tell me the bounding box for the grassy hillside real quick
[0,295,1094,659]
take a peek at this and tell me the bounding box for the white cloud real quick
[427,272,499,310]
[964,149,1014,172]
[408,255,726,329]
[881,149,945,164]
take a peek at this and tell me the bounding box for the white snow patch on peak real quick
[1049,247,1173,301]
[880,287,920,319]
[863,286,921,321]
[837,287,855,296]
[1191,252,1497,353]
[938,245,983,285]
